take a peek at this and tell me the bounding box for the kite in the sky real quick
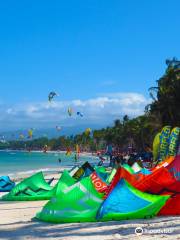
[85,128,91,136]
[77,111,83,117]
[48,91,59,102]
[56,126,62,131]
[19,134,24,139]
[28,129,33,139]
[68,107,73,116]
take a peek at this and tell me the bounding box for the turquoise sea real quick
[0,151,98,176]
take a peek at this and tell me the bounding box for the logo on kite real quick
[48,91,59,102]
[91,172,107,192]
[77,111,83,117]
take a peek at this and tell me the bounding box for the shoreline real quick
[0,151,99,180]
[7,166,70,182]
[0,149,96,155]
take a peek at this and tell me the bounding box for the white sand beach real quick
[0,173,179,240]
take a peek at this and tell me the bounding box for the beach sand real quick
[0,198,179,240]
[0,174,180,240]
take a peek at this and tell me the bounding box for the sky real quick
[0,0,180,132]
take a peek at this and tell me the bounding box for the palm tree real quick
[148,58,180,126]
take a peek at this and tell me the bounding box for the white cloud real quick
[0,92,151,130]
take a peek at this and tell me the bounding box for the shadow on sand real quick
[0,217,179,240]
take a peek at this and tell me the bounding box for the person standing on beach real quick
[74,153,78,162]
[106,143,113,167]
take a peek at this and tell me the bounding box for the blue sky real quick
[0,0,180,131]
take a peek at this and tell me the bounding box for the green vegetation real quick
[147,58,180,126]
[2,58,180,152]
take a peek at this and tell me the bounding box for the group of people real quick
[98,144,153,168]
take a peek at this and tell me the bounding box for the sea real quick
[0,150,98,177]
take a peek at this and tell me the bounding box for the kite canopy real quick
[167,154,180,181]
[105,160,178,197]
[158,154,180,215]
[52,170,77,196]
[131,162,142,173]
[73,161,94,180]
[158,194,180,216]
[138,168,151,175]
[122,164,135,174]
[36,176,104,223]
[1,172,55,201]
[68,107,73,116]
[153,132,161,161]
[97,179,169,221]
[48,91,58,102]
[56,126,61,131]
[106,168,117,184]
[95,166,109,182]
[28,129,33,139]
[85,128,91,136]
[0,176,15,192]
[19,134,24,139]
[77,111,83,117]
[37,176,169,223]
